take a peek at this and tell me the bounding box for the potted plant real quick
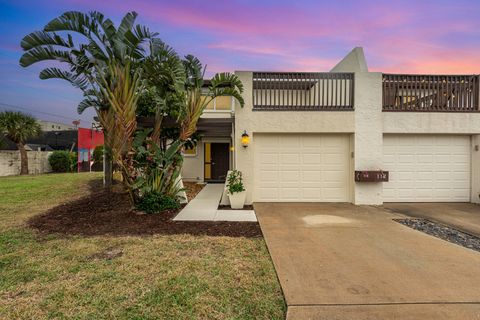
[227,170,246,209]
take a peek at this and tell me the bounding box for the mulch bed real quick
[395,218,480,252]
[218,204,254,210]
[28,181,262,238]
[184,181,205,201]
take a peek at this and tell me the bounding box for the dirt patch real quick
[89,246,124,260]
[28,181,262,238]
[184,181,205,201]
[218,204,254,210]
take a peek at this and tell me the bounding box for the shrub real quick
[48,151,77,172]
[136,192,180,214]
[91,145,104,171]
[69,152,78,172]
[92,145,103,164]
[227,170,245,195]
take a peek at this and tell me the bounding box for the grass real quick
[0,173,285,319]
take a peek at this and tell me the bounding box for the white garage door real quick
[383,135,471,202]
[254,134,350,202]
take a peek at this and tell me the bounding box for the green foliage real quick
[91,146,103,171]
[135,191,180,214]
[69,152,78,172]
[131,130,185,201]
[0,135,6,149]
[92,145,103,163]
[20,10,245,204]
[49,151,76,173]
[227,170,245,195]
[0,111,41,144]
[136,87,162,117]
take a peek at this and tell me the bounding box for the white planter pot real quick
[228,191,246,209]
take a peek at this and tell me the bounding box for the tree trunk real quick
[103,145,113,190]
[17,143,28,175]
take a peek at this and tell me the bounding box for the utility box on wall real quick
[355,170,389,182]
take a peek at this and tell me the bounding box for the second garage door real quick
[253,134,351,202]
[383,134,471,202]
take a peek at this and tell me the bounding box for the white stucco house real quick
[182,47,480,205]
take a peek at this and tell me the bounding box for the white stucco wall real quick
[471,135,480,204]
[182,143,204,182]
[383,112,480,134]
[0,151,52,176]
[353,72,384,205]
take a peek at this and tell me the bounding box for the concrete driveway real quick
[384,202,480,237]
[254,203,480,319]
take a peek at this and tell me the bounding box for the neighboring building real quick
[38,120,76,132]
[181,47,480,205]
[77,128,104,172]
[1,130,77,151]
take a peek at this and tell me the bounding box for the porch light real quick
[241,131,250,148]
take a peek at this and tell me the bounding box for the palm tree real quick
[0,111,41,175]
[179,55,244,141]
[19,11,155,189]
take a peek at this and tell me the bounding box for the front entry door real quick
[205,143,230,182]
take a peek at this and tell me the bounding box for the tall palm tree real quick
[19,11,155,188]
[0,111,41,175]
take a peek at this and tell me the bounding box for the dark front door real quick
[206,143,230,182]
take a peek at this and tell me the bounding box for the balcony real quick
[203,95,234,112]
[383,74,480,112]
[253,72,354,111]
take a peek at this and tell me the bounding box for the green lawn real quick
[0,173,285,319]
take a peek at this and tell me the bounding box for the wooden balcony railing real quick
[253,72,354,111]
[383,74,479,112]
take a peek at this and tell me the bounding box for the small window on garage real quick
[183,145,197,157]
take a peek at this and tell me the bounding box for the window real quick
[183,145,197,157]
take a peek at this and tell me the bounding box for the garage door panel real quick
[254,134,350,202]
[259,153,278,164]
[280,170,300,181]
[281,188,301,200]
[302,154,322,164]
[302,171,321,181]
[383,134,470,202]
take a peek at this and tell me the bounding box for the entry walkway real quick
[255,202,480,319]
[174,184,256,221]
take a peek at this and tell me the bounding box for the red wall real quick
[77,128,104,172]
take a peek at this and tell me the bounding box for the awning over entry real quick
[137,116,233,137]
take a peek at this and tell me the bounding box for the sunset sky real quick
[1,0,479,126]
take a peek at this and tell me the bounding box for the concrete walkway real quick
[384,202,480,237]
[174,184,256,222]
[255,203,480,319]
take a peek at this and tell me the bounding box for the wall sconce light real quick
[241,130,250,148]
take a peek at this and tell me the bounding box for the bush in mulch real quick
[28,181,262,238]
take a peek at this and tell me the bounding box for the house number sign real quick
[355,170,389,182]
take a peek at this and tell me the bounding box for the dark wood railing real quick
[383,74,479,112]
[253,72,354,111]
